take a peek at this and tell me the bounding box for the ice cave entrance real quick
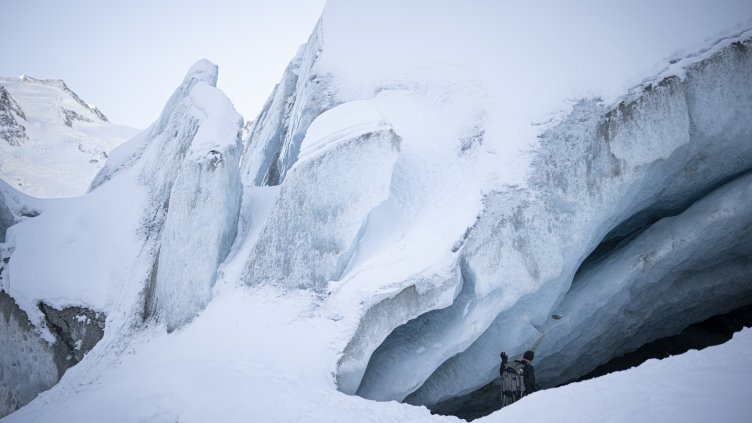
[420,303,752,421]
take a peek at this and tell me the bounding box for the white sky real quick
[0,0,327,129]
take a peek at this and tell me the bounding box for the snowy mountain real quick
[0,75,137,198]
[2,1,752,422]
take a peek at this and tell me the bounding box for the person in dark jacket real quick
[521,350,537,394]
[499,350,538,408]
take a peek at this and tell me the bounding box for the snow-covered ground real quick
[4,283,750,422]
[0,76,137,198]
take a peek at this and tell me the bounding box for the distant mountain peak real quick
[0,75,136,197]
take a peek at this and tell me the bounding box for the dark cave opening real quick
[576,167,752,279]
[425,302,752,422]
[573,302,752,384]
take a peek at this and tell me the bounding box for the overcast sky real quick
[1,0,327,129]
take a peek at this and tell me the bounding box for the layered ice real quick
[242,100,400,291]
[149,82,243,331]
[401,38,752,407]
[240,21,339,187]
[533,171,752,385]
[223,0,752,410]
[0,291,63,417]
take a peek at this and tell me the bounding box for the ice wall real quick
[534,171,752,385]
[92,59,245,332]
[400,38,752,407]
[1,59,244,415]
[240,21,340,187]
[0,191,13,243]
[149,82,243,331]
[230,2,752,407]
[242,101,400,291]
[0,291,63,418]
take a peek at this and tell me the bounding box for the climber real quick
[499,350,538,408]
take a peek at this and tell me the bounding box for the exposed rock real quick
[38,303,105,364]
[62,108,93,127]
[0,291,64,418]
[0,191,13,243]
[0,86,28,146]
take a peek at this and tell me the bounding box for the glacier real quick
[402,38,752,409]
[1,0,752,421]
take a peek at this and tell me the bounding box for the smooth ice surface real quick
[0,76,137,197]
[533,171,752,386]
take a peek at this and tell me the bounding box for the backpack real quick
[501,360,526,397]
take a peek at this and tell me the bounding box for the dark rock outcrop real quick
[0,86,28,146]
[0,290,105,418]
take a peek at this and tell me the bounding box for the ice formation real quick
[2,1,752,421]
[242,100,400,291]
[148,78,243,331]
[238,0,752,412]
[0,59,242,415]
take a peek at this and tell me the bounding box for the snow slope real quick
[482,328,752,423]
[0,76,137,197]
[4,284,751,422]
